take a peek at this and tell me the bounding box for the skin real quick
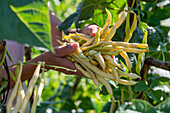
[2,11,100,89]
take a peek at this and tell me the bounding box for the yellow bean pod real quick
[96,74,114,99]
[102,41,148,48]
[93,46,148,53]
[101,50,123,56]
[115,10,125,29]
[124,12,131,42]
[88,50,106,70]
[11,81,25,113]
[93,29,100,44]
[71,53,114,80]
[103,24,116,41]
[136,30,148,74]
[119,79,137,85]
[103,55,123,69]
[20,62,42,113]
[110,100,116,113]
[129,14,137,39]
[75,32,91,41]
[31,64,45,113]
[101,8,112,34]
[7,62,23,113]
[78,39,86,46]
[100,24,110,39]
[73,56,100,89]
[82,37,95,47]
[76,44,89,61]
[121,89,125,104]
[74,62,92,78]
[106,62,119,86]
[120,51,132,71]
[90,59,98,66]
[81,41,103,51]
[116,69,141,79]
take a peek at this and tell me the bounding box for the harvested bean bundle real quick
[62,8,148,112]
[6,62,45,113]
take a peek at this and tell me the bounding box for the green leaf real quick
[117,99,157,113]
[138,22,149,32]
[149,50,170,62]
[156,77,170,82]
[60,85,73,99]
[142,2,170,27]
[150,80,160,89]
[147,90,162,102]
[78,0,100,21]
[134,81,148,92]
[147,27,166,50]
[79,96,94,110]
[93,8,107,27]
[155,97,170,113]
[93,0,126,27]
[160,42,167,51]
[58,12,78,33]
[0,0,53,51]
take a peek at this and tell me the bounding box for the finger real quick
[81,24,101,37]
[54,43,79,57]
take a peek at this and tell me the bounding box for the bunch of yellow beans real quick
[61,8,148,110]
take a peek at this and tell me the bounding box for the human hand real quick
[69,24,102,37]
[80,24,102,37]
[50,10,101,46]
[40,43,85,77]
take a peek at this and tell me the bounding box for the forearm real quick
[3,51,84,89]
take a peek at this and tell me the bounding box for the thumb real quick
[54,43,79,57]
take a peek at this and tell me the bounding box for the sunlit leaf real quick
[93,0,126,27]
[0,0,53,51]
